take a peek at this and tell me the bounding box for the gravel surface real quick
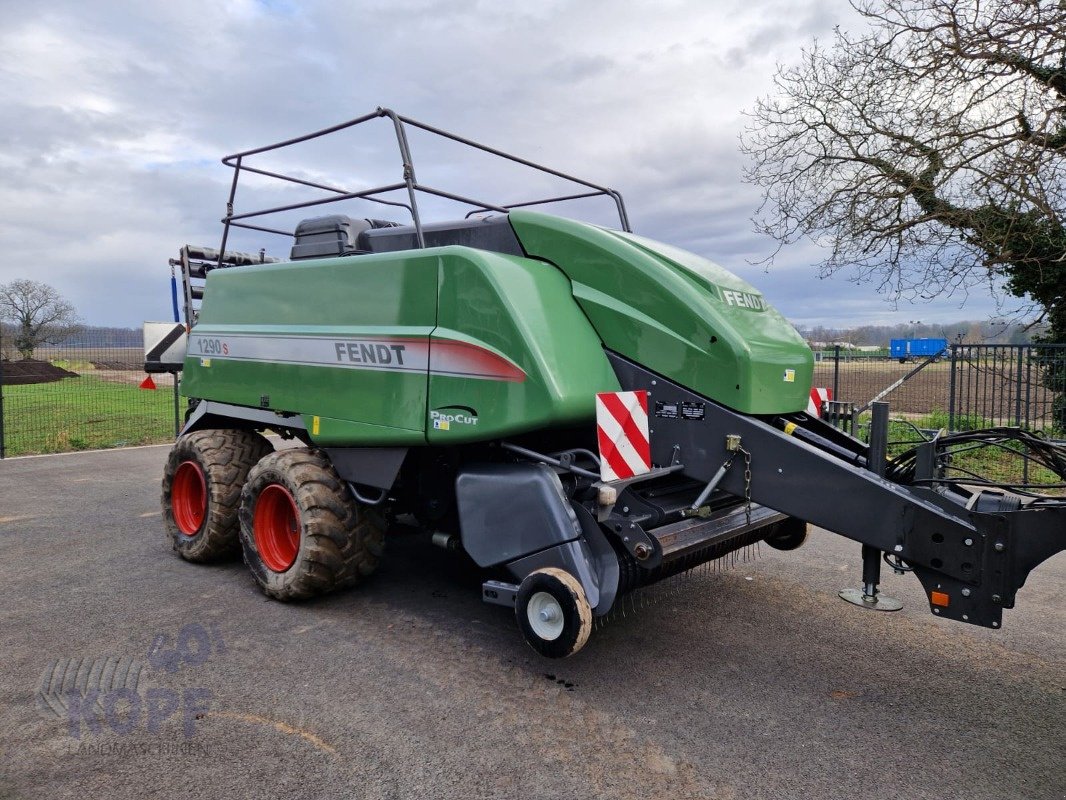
[0,445,1062,800]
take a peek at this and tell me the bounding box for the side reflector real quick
[139,375,157,390]
[595,391,651,482]
[930,591,950,607]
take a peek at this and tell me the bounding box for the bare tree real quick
[742,0,1065,341]
[0,280,81,360]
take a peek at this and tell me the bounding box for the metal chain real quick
[741,447,752,522]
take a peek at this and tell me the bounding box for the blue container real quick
[890,338,948,361]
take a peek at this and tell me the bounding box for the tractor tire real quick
[161,429,273,562]
[515,568,592,659]
[238,448,385,601]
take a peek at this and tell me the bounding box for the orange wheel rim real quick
[253,484,300,572]
[172,460,207,536]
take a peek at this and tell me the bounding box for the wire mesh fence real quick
[812,343,1065,438]
[812,349,952,420]
[949,344,1066,434]
[0,330,180,458]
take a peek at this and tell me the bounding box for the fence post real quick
[833,345,840,401]
[1024,345,1033,431]
[172,372,181,437]
[948,343,958,432]
[0,332,5,460]
[1014,346,1024,428]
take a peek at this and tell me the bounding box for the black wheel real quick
[764,517,809,551]
[515,568,592,659]
[162,429,273,562]
[238,448,385,601]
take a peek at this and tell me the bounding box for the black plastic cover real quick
[290,215,401,260]
[357,215,524,257]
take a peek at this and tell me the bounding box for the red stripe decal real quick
[597,425,635,480]
[430,339,526,383]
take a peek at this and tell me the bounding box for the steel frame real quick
[215,107,631,271]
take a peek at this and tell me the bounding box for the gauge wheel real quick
[515,568,592,659]
[764,517,809,551]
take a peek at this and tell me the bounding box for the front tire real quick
[161,429,273,562]
[238,448,385,601]
[515,568,592,659]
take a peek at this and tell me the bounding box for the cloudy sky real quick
[0,0,1016,330]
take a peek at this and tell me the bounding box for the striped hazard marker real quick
[807,387,833,417]
[595,391,652,482]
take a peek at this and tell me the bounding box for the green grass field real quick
[2,375,177,456]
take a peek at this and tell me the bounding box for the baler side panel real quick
[181,251,439,440]
[428,249,621,443]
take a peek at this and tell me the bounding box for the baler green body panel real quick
[428,249,620,444]
[508,211,813,415]
[182,209,812,442]
[182,251,438,443]
[181,245,619,445]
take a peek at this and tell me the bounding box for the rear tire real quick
[238,448,385,601]
[162,429,273,562]
[515,568,592,659]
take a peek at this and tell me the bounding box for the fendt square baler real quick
[152,109,1065,658]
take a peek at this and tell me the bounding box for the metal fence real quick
[812,343,1065,436]
[949,344,1065,434]
[0,331,180,458]
[812,346,953,421]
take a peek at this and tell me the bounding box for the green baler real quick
[155,109,1064,658]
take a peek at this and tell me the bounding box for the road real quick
[0,445,1062,800]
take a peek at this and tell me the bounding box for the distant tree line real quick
[1,322,143,359]
[796,320,1042,348]
[60,326,144,348]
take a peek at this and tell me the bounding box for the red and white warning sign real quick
[596,391,652,482]
[807,387,833,417]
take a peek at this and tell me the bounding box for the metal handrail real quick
[214,106,631,270]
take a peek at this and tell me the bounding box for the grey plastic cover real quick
[456,463,581,568]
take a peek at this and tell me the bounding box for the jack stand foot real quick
[838,587,903,612]
[839,545,903,612]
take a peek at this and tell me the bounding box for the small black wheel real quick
[764,517,809,551]
[238,448,385,601]
[161,429,273,562]
[515,568,592,659]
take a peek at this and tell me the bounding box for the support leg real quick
[840,544,903,612]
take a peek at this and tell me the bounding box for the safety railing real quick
[216,107,631,271]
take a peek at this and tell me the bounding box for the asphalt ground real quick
[0,444,1062,800]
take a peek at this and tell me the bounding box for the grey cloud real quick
[0,0,1004,328]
